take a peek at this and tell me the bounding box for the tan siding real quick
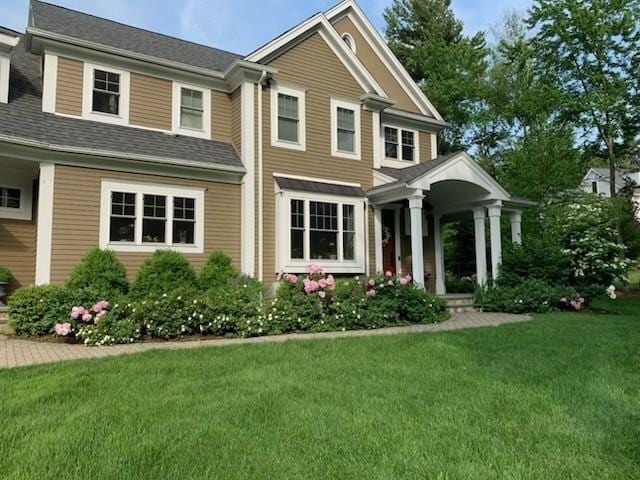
[50,165,241,283]
[0,216,36,293]
[129,73,172,130]
[419,131,432,162]
[230,88,242,154]
[261,33,373,279]
[212,91,233,143]
[56,57,83,116]
[332,16,421,114]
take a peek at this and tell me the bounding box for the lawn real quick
[1,300,638,479]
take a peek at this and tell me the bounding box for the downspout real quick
[257,70,268,282]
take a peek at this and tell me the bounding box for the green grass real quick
[1,300,639,479]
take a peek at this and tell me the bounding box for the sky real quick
[1,0,533,55]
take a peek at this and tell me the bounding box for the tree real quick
[529,0,640,198]
[384,0,489,153]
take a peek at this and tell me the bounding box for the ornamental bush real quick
[198,251,239,292]
[74,302,140,346]
[130,250,197,299]
[132,287,203,339]
[499,238,572,287]
[67,248,129,299]
[475,280,580,314]
[8,285,72,336]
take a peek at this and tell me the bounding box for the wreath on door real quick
[382,226,393,247]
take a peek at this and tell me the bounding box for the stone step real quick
[0,307,8,324]
[442,294,477,313]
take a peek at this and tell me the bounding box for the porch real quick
[369,152,533,294]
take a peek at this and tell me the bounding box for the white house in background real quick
[581,168,640,221]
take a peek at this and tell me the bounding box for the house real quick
[0,0,530,297]
[581,167,640,221]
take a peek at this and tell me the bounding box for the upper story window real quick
[92,69,120,115]
[100,180,204,253]
[172,82,211,139]
[331,98,361,160]
[271,84,306,151]
[342,33,356,53]
[0,187,20,210]
[82,63,130,125]
[384,126,418,163]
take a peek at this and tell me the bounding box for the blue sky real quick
[1,0,533,54]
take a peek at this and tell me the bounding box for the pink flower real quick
[319,279,328,288]
[287,274,298,284]
[82,312,93,323]
[70,306,86,320]
[399,277,409,286]
[306,264,324,275]
[92,300,109,313]
[54,322,72,336]
[326,275,335,287]
[385,271,393,277]
[405,274,412,282]
[303,279,320,294]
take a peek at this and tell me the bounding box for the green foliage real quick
[475,280,579,314]
[8,285,71,336]
[130,250,197,299]
[198,251,239,291]
[499,238,572,287]
[76,303,140,346]
[132,288,203,339]
[0,265,11,283]
[67,248,129,298]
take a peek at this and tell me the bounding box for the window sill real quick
[272,139,306,151]
[381,158,419,169]
[104,243,204,254]
[0,208,31,221]
[331,150,361,161]
[280,260,364,274]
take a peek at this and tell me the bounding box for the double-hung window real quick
[82,63,130,125]
[384,126,418,163]
[331,98,361,160]
[92,69,120,115]
[100,180,204,253]
[278,191,365,273]
[271,84,306,150]
[172,82,211,139]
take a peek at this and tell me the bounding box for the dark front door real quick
[382,210,396,275]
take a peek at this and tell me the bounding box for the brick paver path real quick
[0,312,530,369]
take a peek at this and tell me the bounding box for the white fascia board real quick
[0,32,19,53]
[325,1,445,121]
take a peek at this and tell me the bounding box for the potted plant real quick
[0,265,11,307]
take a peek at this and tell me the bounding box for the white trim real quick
[99,179,205,254]
[0,32,19,51]
[430,133,438,160]
[35,164,55,285]
[273,172,361,188]
[373,169,396,187]
[277,190,366,274]
[409,197,425,286]
[325,2,444,120]
[433,213,445,294]
[373,206,382,273]
[171,81,212,139]
[0,53,10,104]
[403,208,428,237]
[341,32,356,53]
[270,83,306,151]
[330,97,361,160]
[82,61,130,126]
[0,167,34,221]
[240,81,256,276]
[42,53,58,113]
[381,124,420,167]
[372,111,382,169]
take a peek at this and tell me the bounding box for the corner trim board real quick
[35,163,55,285]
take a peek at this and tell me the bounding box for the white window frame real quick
[270,83,306,151]
[99,179,205,253]
[382,124,420,168]
[172,81,212,139]
[330,97,361,160]
[341,33,356,53]
[276,189,366,274]
[82,62,130,125]
[0,171,33,221]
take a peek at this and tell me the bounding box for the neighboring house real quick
[581,168,640,221]
[0,0,530,296]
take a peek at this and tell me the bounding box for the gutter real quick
[0,133,246,174]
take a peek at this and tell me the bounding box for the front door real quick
[382,210,396,275]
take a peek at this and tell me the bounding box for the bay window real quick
[100,180,204,253]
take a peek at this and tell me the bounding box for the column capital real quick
[487,205,502,218]
[509,210,523,223]
[408,196,424,209]
[472,207,486,220]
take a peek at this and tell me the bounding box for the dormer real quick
[0,31,19,104]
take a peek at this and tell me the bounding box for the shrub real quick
[0,265,11,283]
[499,239,572,287]
[130,250,197,299]
[198,251,239,291]
[132,288,204,339]
[76,302,140,346]
[67,248,129,298]
[8,285,72,336]
[475,280,580,314]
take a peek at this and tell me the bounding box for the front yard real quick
[0,299,638,479]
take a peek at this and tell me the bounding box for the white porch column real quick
[488,205,503,281]
[373,206,383,274]
[473,207,488,286]
[509,210,522,245]
[409,196,425,287]
[433,213,446,295]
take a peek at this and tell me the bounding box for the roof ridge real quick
[31,0,242,58]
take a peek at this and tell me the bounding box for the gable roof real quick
[28,0,242,73]
[325,0,444,121]
[585,167,631,187]
[0,33,243,172]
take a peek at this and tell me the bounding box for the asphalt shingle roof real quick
[377,152,459,185]
[275,176,365,197]
[0,33,243,171]
[29,0,242,72]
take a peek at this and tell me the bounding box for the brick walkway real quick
[0,312,530,369]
